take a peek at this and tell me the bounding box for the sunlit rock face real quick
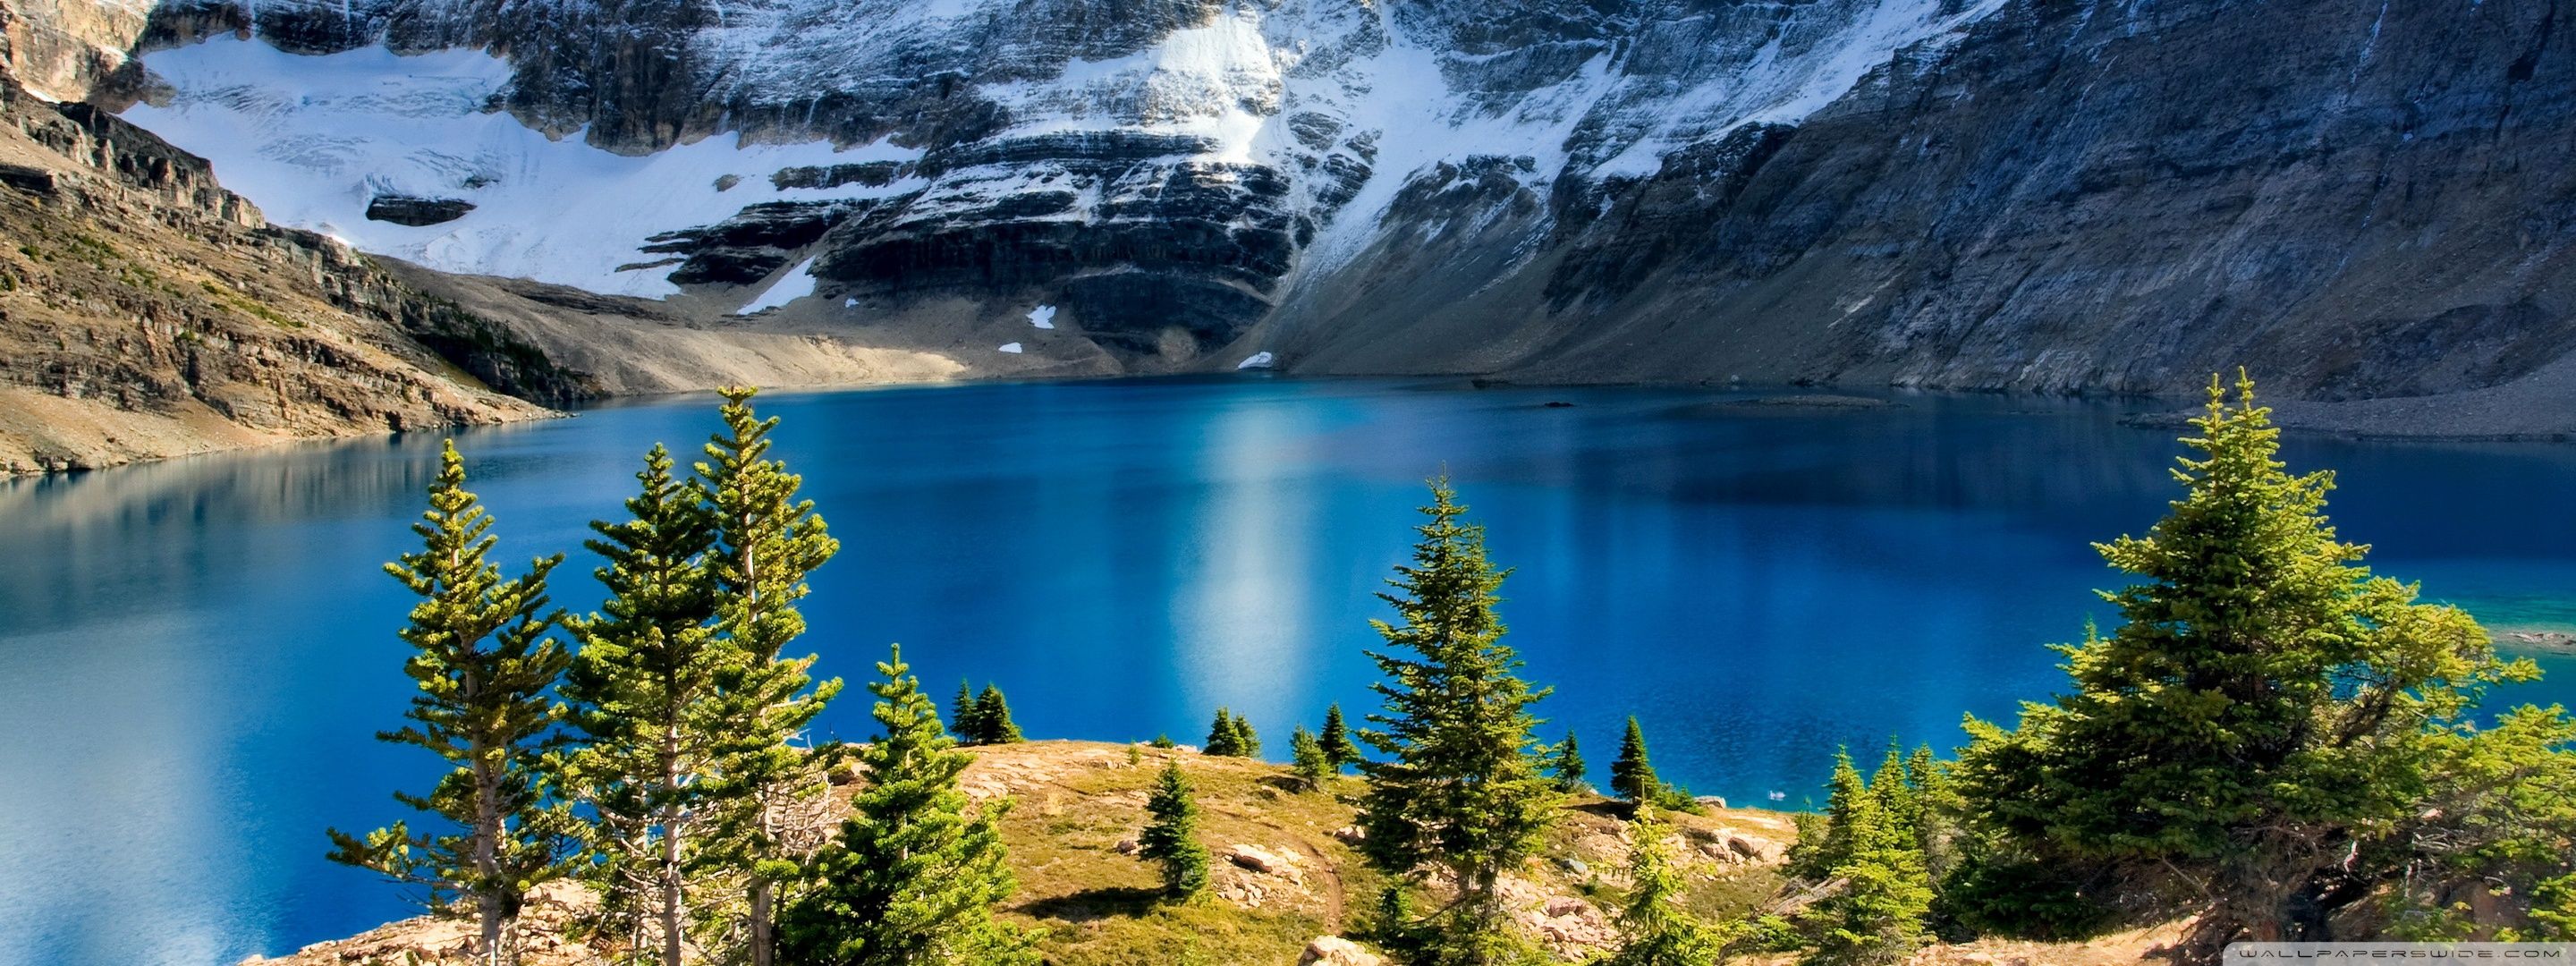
[37,0,2576,392]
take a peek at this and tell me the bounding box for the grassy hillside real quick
[254,740,1802,966]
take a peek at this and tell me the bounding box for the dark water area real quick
[3,377,2572,964]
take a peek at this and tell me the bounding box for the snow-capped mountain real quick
[14,0,2576,398]
[100,0,1995,361]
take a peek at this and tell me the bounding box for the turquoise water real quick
[2,377,2571,964]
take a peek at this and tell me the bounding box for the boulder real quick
[1300,936,1385,966]
[1725,833,1784,863]
[1225,843,1295,876]
[364,195,476,226]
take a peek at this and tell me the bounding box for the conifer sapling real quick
[1319,702,1358,768]
[1546,729,1588,794]
[779,645,1033,965]
[1291,725,1332,791]
[972,684,1022,744]
[1139,758,1211,899]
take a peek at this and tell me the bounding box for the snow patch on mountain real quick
[738,257,819,313]
[123,37,923,296]
[1587,0,2014,178]
[992,10,1284,163]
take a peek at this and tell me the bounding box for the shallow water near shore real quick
[4,376,2573,965]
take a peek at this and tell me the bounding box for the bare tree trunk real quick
[662,716,688,966]
[661,807,685,966]
[469,662,507,966]
[749,880,775,966]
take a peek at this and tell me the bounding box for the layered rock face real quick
[1276,0,2576,399]
[0,72,581,472]
[17,0,2575,400]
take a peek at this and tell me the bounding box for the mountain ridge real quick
[7,0,2576,446]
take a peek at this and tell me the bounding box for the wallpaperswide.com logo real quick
[2229,945,2575,960]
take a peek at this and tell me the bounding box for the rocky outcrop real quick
[1300,936,1386,966]
[0,0,150,100]
[0,72,571,472]
[363,194,473,225]
[1268,0,2576,403]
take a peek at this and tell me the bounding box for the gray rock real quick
[364,195,475,226]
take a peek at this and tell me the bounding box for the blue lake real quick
[3,377,2572,964]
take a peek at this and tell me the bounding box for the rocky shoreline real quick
[2496,629,2576,656]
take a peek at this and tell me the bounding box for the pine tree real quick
[1870,745,1917,843]
[1231,711,1260,758]
[1610,716,1659,805]
[778,646,1034,965]
[952,681,982,746]
[1959,373,2533,948]
[1786,750,1868,883]
[1603,806,1724,966]
[327,441,578,966]
[1900,745,1962,883]
[1319,702,1358,768]
[1801,767,1933,964]
[1139,758,1211,898]
[972,684,1023,744]
[560,445,724,966]
[1204,708,1244,757]
[697,386,843,966]
[1291,725,1332,791]
[1545,729,1588,794]
[1356,478,1563,964]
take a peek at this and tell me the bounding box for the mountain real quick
[10,0,2576,426]
[0,72,572,472]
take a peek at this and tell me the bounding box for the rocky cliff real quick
[0,71,590,472]
[14,0,2576,421]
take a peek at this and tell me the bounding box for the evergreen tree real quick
[697,386,843,966]
[1139,758,1211,899]
[2385,705,2576,940]
[1291,725,1332,791]
[778,646,1034,965]
[1205,708,1248,757]
[327,441,578,966]
[1356,478,1563,964]
[1319,702,1359,768]
[971,684,1022,744]
[952,681,982,746]
[1786,750,1868,883]
[1959,373,2538,949]
[1545,729,1588,794]
[1869,746,1917,843]
[1610,716,1659,805]
[1232,711,1260,758]
[1897,745,1962,884]
[1602,806,1724,966]
[560,445,725,966]
[1801,767,1933,964]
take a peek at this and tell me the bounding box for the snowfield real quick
[125,38,921,297]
